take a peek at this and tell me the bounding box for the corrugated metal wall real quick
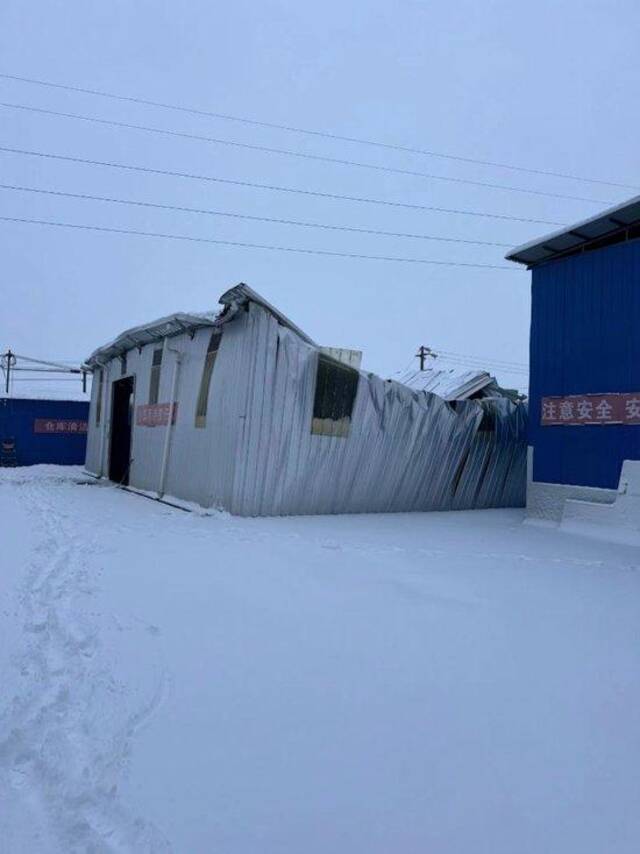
[0,398,89,466]
[228,304,526,515]
[86,325,244,507]
[530,239,640,489]
[86,301,527,515]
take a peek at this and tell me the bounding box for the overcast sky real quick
[1,0,638,392]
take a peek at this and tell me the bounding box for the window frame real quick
[195,329,223,428]
[148,347,163,405]
[311,354,359,438]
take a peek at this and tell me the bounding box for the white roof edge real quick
[219,283,317,346]
[506,192,640,266]
[85,310,219,367]
[85,283,318,367]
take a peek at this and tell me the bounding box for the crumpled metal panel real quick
[227,303,526,516]
[395,366,496,400]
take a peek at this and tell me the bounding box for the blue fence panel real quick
[0,398,89,467]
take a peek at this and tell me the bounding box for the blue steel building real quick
[507,195,640,520]
[0,397,89,467]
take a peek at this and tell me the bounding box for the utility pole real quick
[2,349,16,394]
[416,345,437,371]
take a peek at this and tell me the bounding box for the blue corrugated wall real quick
[530,239,640,489]
[0,398,89,466]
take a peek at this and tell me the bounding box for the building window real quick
[311,354,359,437]
[149,348,163,405]
[95,368,104,425]
[120,354,127,376]
[195,330,223,428]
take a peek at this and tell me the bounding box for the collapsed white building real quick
[85,284,526,515]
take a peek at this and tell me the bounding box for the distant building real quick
[0,357,90,468]
[0,397,89,467]
[507,195,640,521]
[84,284,526,516]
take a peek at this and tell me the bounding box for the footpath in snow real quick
[1,466,639,853]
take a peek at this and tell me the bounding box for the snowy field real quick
[1,466,639,854]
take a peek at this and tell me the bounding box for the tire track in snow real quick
[0,476,172,853]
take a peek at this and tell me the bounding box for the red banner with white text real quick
[135,402,178,427]
[541,393,640,426]
[34,419,88,434]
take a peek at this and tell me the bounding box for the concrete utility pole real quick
[416,345,437,371]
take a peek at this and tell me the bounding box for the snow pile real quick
[1,466,639,853]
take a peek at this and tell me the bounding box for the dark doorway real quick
[109,376,134,485]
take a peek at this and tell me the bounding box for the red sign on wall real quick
[541,393,640,426]
[34,419,88,434]
[135,402,178,427]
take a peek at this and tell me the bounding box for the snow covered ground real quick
[1,466,639,853]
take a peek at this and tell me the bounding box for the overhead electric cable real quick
[0,214,524,269]
[436,348,528,369]
[0,71,636,191]
[10,351,82,370]
[0,101,613,205]
[0,145,567,226]
[9,377,84,382]
[0,183,513,248]
[437,349,529,368]
[438,355,529,375]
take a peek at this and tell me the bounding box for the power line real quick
[420,347,530,373]
[0,183,514,248]
[0,214,524,269]
[436,348,528,369]
[10,351,83,370]
[9,377,86,382]
[437,350,529,370]
[441,357,529,372]
[438,355,529,375]
[0,71,636,191]
[0,145,567,226]
[0,101,614,206]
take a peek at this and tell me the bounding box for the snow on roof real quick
[506,193,640,267]
[85,283,318,368]
[219,283,317,346]
[85,310,219,368]
[393,366,497,401]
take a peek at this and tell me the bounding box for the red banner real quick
[34,419,88,434]
[135,402,178,427]
[541,393,640,426]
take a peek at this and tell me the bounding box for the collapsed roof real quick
[393,366,514,401]
[85,283,520,403]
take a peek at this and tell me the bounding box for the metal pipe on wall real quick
[97,360,109,477]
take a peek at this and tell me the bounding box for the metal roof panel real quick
[506,192,640,266]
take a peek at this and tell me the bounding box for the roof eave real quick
[506,192,640,267]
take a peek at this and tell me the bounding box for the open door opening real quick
[109,376,134,485]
